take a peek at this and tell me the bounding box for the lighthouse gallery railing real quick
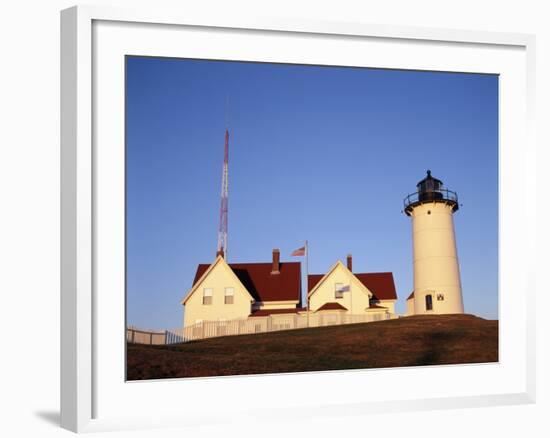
[403,188,458,210]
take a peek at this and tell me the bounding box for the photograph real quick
[125,56,499,380]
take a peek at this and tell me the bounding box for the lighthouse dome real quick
[417,170,444,202]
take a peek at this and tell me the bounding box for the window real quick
[335,283,344,299]
[425,294,433,311]
[437,293,444,301]
[202,288,213,305]
[224,287,234,304]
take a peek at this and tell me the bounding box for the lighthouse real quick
[404,170,464,315]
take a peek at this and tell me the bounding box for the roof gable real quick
[307,261,372,299]
[182,256,254,305]
[191,260,302,303]
[308,266,397,301]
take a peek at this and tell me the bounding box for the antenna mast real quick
[217,129,229,258]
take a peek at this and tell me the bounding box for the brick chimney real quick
[216,249,224,258]
[271,248,280,274]
[346,254,352,271]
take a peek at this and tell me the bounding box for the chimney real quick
[271,248,280,274]
[346,254,353,271]
[216,248,225,258]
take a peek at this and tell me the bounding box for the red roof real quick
[308,272,397,300]
[249,307,306,317]
[193,261,302,303]
[407,291,414,300]
[307,274,324,294]
[355,273,397,300]
[316,302,348,312]
[368,304,387,309]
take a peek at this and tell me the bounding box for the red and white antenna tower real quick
[217,129,229,258]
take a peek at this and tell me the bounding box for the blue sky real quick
[126,56,498,330]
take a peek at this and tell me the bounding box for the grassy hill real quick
[127,314,498,380]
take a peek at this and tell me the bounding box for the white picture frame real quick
[60,4,536,433]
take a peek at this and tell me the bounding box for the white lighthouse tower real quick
[404,170,464,315]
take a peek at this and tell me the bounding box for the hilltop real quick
[127,314,498,380]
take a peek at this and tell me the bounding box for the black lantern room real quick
[403,170,458,216]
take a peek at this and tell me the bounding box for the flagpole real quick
[305,240,309,328]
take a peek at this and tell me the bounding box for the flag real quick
[291,246,306,257]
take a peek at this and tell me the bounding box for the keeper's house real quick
[181,249,398,328]
[308,254,398,316]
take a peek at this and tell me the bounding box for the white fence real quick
[127,312,397,345]
[126,326,184,345]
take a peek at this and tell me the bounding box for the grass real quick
[126,314,498,380]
